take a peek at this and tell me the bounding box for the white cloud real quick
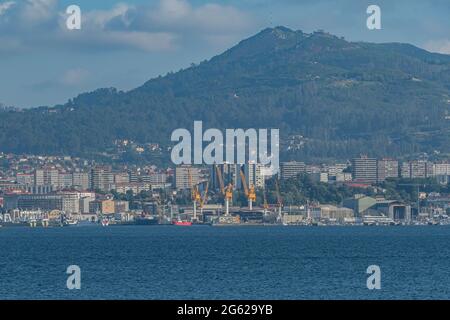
[146,0,253,35]
[61,68,89,86]
[0,0,254,53]
[83,3,132,30]
[424,39,450,55]
[157,0,191,21]
[19,0,57,25]
[0,1,14,16]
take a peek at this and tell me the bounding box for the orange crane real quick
[188,167,201,222]
[240,167,256,210]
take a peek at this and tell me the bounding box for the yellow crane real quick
[240,167,256,210]
[224,183,233,216]
[215,164,233,216]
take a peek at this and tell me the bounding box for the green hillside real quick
[1,27,450,161]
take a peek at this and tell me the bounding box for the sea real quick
[0,225,449,300]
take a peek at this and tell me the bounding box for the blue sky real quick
[1,0,450,108]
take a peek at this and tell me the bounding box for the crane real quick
[188,167,201,222]
[215,164,225,195]
[224,183,234,216]
[263,187,269,213]
[199,181,209,216]
[240,167,256,210]
[215,164,233,216]
[275,179,283,221]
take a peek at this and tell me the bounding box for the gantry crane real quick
[224,183,234,216]
[275,179,283,221]
[199,181,209,216]
[215,164,233,216]
[240,167,256,210]
[188,167,201,222]
[263,181,269,214]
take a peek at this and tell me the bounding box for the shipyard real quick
[1,153,450,229]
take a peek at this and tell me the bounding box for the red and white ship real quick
[172,219,192,226]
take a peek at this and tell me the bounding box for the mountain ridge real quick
[1,26,450,161]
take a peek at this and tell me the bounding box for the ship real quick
[172,219,192,226]
[62,218,78,227]
[135,215,159,226]
[211,215,241,226]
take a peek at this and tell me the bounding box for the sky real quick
[1,0,450,108]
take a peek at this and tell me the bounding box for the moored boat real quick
[173,220,192,226]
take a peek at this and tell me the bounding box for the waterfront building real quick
[343,195,377,218]
[114,201,129,213]
[4,194,63,211]
[89,199,115,215]
[79,196,94,214]
[60,192,80,214]
[317,205,354,221]
[374,200,412,222]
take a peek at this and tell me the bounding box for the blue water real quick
[0,225,450,300]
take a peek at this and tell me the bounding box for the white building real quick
[175,165,200,190]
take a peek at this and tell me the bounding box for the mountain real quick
[2,27,450,161]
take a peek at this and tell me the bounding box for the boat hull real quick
[173,221,192,226]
